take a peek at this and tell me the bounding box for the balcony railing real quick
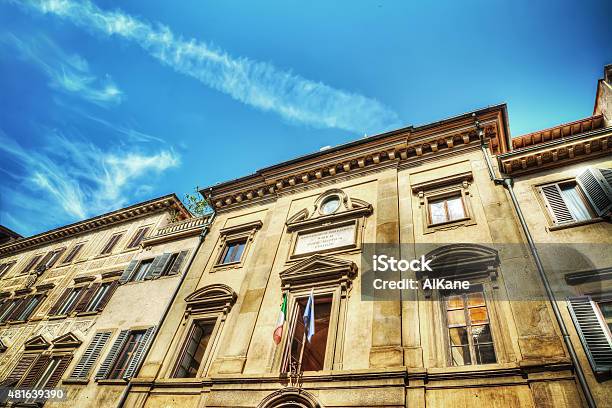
[154,215,212,237]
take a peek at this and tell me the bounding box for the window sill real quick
[48,314,68,320]
[76,311,99,317]
[63,378,89,385]
[424,217,477,234]
[96,378,128,385]
[548,217,605,231]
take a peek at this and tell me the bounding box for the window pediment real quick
[24,334,50,351]
[286,189,372,231]
[185,284,237,313]
[258,387,320,408]
[51,332,82,349]
[421,244,500,281]
[279,254,357,288]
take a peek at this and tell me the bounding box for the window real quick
[15,296,44,321]
[320,195,341,215]
[444,286,496,366]
[428,195,466,225]
[0,296,45,323]
[172,321,215,378]
[85,282,117,312]
[56,288,84,316]
[69,331,112,380]
[131,259,153,282]
[126,227,150,249]
[100,233,123,255]
[284,295,332,372]
[0,261,15,278]
[0,300,18,323]
[119,251,190,284]
[95,327,156,380]
[220,239,246,265]
[107,330,145,379]
[597,300,612,332]
[19,254,43,275]
[45,248,66,269]
[62,243,85,264]
[539,181,594,225]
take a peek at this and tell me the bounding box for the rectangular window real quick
[69,331,112,380]
[85,282,117,312]
[597,300,612,333]
[20,254,43,275]
[428,195,466,225]
[57,288,83,316]
[220,240,247,265]
[100,233,123,255]
[444,287,496,366]
[285,295,332,372]
[0,262,15,278]
[0,300,18,323]
[130,259,153,282]
[107,331,145,379]
[62,243,85,264]
[173,321,215,378]
[539,181,594,225]
[126,227,150,249]
[16,296,44,321]
[568,296,612,374]
[45,248,66,269]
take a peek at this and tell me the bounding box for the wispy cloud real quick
[0,32,123,106]
[0,129,179,231]
[11,0,400,133]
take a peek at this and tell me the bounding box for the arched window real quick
[258,387,321,408]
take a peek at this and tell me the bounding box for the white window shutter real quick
[70,331,111,380]
[95,330,129,380]
[568,296,612,374]
[123,326,157,379]
[576,168,612,217]
[539,184,574,224]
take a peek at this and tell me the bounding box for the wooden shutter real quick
[48,288,72,316]
[2,354,38,386]
[7,298,28,321]
[146,253,173,279]
[69,332,112,379]
[128,227,149,248]
[74,283,100,313]
[95,330,129,380]
[119,260,138,283]
[46,248,66,269]
[63,243,84,264]
[19,354,51,387]
[45,355,72,388]
[568,296,612,374]
[20,254,42,275]
[34,251,54,274]
[95,281,119,311]
[167,251,189,276]
[123,326,157,379]
[539,184,575,224]
[576,168,612,217]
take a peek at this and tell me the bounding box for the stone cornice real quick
[498,127,612,176]
[202,106,509,212]
[0,194,191,257]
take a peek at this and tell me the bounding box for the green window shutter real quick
[70,331,111,380]
[146,254,173,279]
[95,330,129,380]
[122,326,157,379]
[576,168,612,217]
[119,260,138,283]
[568,296,612,374]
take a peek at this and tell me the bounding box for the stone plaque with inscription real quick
[293,223,356,255]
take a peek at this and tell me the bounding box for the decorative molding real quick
[257,387,321,408]
[511,115,604,150]
[143,215,213,247]
[23,334,51,350]
[411,171,473,193]
[34,283,56,292]
[73,275,97,284]
[184,284,237,314]
[51,332,82,349]
[565,267,612,285]
[219,221,263,236]
[279,254,357,289]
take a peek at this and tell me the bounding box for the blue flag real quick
[303,290,315,343]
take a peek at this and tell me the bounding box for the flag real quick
[273,293,287,344]
[303,289,315,343]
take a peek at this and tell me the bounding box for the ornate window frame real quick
[211,221,262,271]
[412,172,476,234]
[272,255,357,372]
[285,189,372,262]
[162,284,237,379]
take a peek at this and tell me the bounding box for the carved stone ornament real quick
[184,284,237,315]
[279,254,357,290]
[257,387,321,408]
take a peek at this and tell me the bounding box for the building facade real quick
[123,96,610,407]
[0,195,212,407]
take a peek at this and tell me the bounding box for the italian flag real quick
[273,293,287,344]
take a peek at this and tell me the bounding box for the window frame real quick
[99,232,125,255]
[170,317,221,378]
[62,242,86,264]
[211,222,262,271]
[126,226,151,249]
[106,330,146,380]
[536,178,598,229]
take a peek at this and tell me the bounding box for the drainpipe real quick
[474,117,596,408]
[116,210,216,408]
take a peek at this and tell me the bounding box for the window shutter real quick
[576,168,612,217]
[122,326,157,379]
[20,254,42,275]
[146,254,173,280]
[95,330,129,380]
[47,248,66,269]
[34,252,54,274]
[74,283,100,313]
[95,281,119,311]
[49,288,72,316]
[7,298,28,321]
[69,332,111,380]
[568,296,612,374]
[45,355,72,388]
[119,260,138,283]
[20,354,51,387]
[63,243,84,264]
[167,251,189,276]
[539,184,575,224]
[2,354,38,386]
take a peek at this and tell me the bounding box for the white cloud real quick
[0,129,180,227]
[13,0,400,134]
[0,32,123,106]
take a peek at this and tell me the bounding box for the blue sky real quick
[0,0,610,236]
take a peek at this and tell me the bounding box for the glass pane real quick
[446,196,465,220]
[447,309,466,326]
[448,327,468,346]
[468,307,489,324]
[301,297,332,372]
[472,324,493,344]
[429,200,447,224]
[446,295,464,310]
[467,292,485,307]
[451,345,471,366]
[560,184,591,221]
[597,301,612,332]
[475,344,496,364]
